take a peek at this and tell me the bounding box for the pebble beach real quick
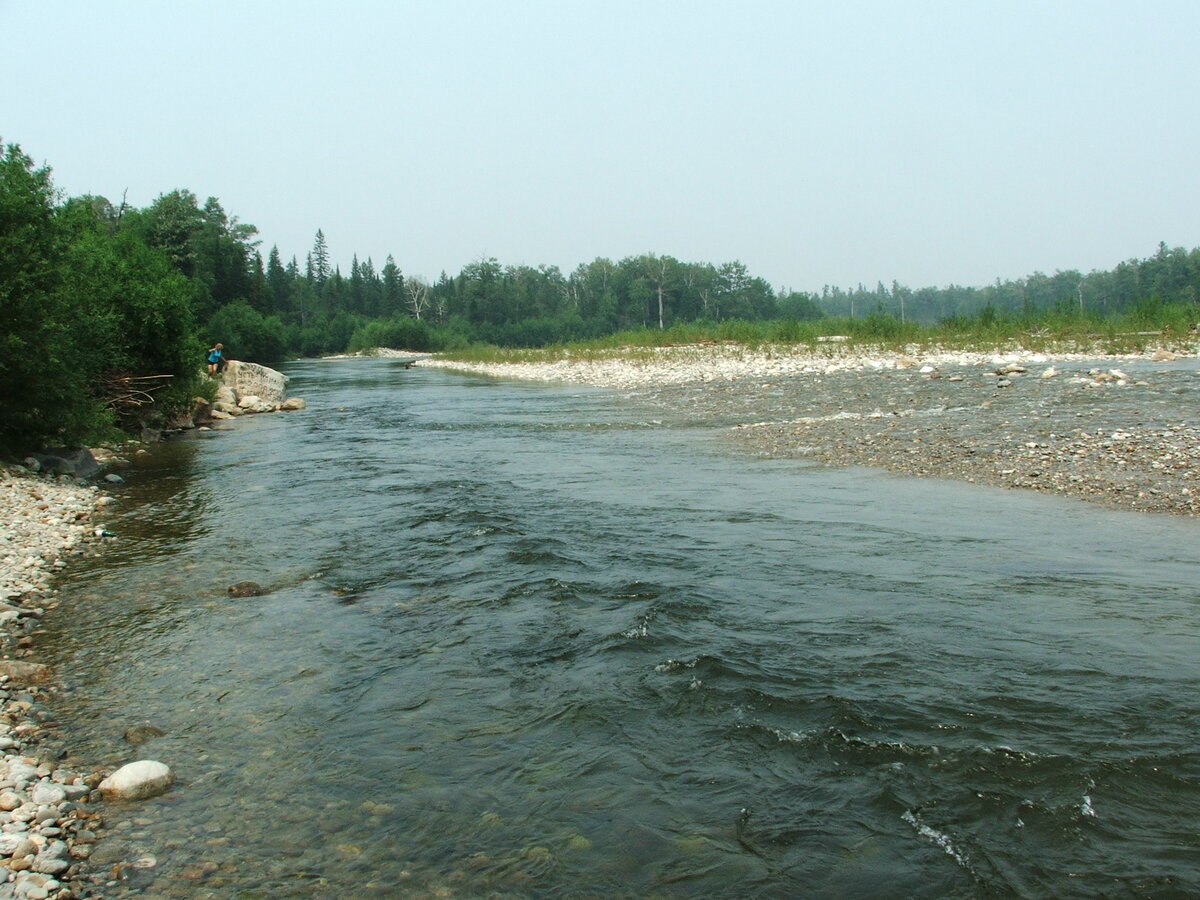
[0,468,110,899]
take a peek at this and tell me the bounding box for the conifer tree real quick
[311,229,330,288]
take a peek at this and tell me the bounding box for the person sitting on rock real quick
[206,342,225,375]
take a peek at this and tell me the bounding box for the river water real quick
[38,359,1200,898]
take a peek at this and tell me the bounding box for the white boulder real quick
[99,760,174,801]
[223,360,289,405]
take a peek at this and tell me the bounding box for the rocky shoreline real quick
[0,358,308,899]
[0,467,110,899]
[420,341,1200,516]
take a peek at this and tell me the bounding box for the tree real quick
[632,253,677,329]
[311,229,330,288]
[1,144,204,450]
[406,276,430,319]
[0,142,97,450]
[205,300,286,364]
[777,289,824,320]
[267,245,290,312]
[381,255,403,316]
[57,215,198,379]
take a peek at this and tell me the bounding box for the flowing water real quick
[37,359,1200,898]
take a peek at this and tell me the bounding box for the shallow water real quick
[39,359,1200,898]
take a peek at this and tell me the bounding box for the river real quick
[38,358,1200,898]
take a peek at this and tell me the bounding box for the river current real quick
[38,358,1200,898]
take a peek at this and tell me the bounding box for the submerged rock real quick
[228,580,266,597]
[123,723,167,744]
[0,661,52,684]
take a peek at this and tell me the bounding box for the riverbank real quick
[0,466,111,899]
[420,341,1200,516]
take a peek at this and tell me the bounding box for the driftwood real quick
[97,372,174,411]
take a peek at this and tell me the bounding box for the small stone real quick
[31,783,65,806]
[31,855,68,876]
[36,840,66,861]
[0,791,22,811]
[0,833,31,855]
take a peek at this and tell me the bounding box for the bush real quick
[348,316,435,353]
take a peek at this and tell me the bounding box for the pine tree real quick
[311,229,330,287]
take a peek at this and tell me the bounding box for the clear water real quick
[39,359,1200,898]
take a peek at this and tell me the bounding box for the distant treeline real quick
[2,137,1198,451]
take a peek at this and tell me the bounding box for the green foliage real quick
[0,142,108,452]
[205,301,287,364]
[0,141,213,453]
[347,316,435,353]
[58,225,200,377]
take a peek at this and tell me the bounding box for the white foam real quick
[622,619,649,639]
[902,810,972,869]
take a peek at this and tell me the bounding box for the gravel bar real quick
[421,342,1200,516]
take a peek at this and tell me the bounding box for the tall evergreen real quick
[311,229,330,288]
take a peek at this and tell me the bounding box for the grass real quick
[433,303,1198,364]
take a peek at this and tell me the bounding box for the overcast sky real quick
[4,1,1198,292]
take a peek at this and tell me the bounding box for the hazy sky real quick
[4,1,1198,292]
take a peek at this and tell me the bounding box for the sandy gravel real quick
[420,342,1200,516]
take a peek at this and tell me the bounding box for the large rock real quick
[191,397,213,426]
[223,360,289,405]
[99,760,174,801]
[27,448,99,479]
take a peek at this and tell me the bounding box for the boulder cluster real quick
[204,360,305,423]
